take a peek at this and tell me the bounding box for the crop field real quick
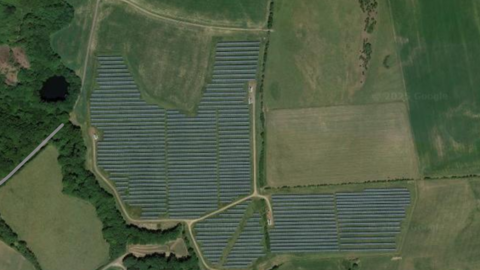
[269,188,411,254]
[90,41,259,219]
[266,103,418,186]
[395,179,480,269]
[389,0,480,176]
[0,146,109,270]
[194,200,266,269]
[262,0,407,110]
[127,0,269,28]
[0,241,35,270]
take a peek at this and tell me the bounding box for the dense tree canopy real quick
[0,1,199,269]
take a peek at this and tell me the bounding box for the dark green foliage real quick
[0,0,77,178]
[267,0,274,29]
[364,16,377,33]
[257,1,275,189]
[0,0,192,268]
[0,1,78,267]
[53,124,183,259]
[358,0,378,13]
[0,214,42,269]
[360,40,373,70]
[123,251,199,270]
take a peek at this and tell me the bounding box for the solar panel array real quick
[195,202,249,266]
[336,188,411,252]
[270,194,339,253]
[269,188,411,254]
[91,56,168,218]
[224,213,265,269]
[90,41,259,219]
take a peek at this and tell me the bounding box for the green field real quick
[0,146,109,270]
[266,103,418,187]
[51,0,96,73]
[389,0,480,175]
[397,179,480,269]
[263,0,406,109]
[127,0,269,28]
[0,241,35,270]
[90,0,264,114]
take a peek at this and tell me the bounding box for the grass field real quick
[266,103,418,187]
[263,0,406,109]
[396,179,480,269]
[127,0,269,28]
[0,146,109,270]
[389,0,480,176]
[92,0,264,114]
[51,0,96,74]
[0,241,35,270]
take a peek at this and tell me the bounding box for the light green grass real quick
[389,0,480,176]
[266,103,418,187]
[92,0,264,114]
[127,0,269,28]
[396,179,480,270]
[51,0,96,73]
[0,145,110,270]
[0,241,35,270]
[263,0,363,109]
[263,0,406,110]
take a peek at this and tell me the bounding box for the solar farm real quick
[269,188,411,254]
[194,200,266,269]
[90,41,260,219]
[87,37,417,270]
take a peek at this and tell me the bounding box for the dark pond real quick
[40,76,69,102]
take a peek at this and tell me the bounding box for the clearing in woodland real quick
[0,241,35,270]
[389,0,480,176]
[266,102,418,187]
[0,146,109,270]
[263,0,406,110]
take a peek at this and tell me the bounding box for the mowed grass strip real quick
[389,0,480,175]
[0,146,109,270]
[127,0,269,28]
[0,241,35,270]
[266,102,418,186]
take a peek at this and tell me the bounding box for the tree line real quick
[0,0,199,269]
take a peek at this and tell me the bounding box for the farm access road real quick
[118,0,271,32]
[89,85,272,270]
[0,123,64,186]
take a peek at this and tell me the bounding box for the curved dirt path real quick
[117,0,270,33]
